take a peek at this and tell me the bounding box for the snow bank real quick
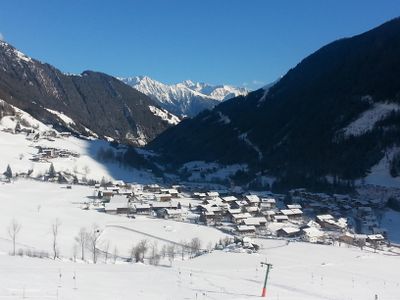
[343,102,400,137]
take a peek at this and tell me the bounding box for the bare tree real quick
[131,239,148,263]
[51,218,61,259]
[179,240,187,260]
[104,240,110,263]
[190,237,202,258]
[166,244,176,266]
[74,227,87,261]
[137,239,148,262]
[130,244,140,263]
[149,242,160,266]
[112,246,118,264]
[8,219,21,256]
[86,224,102,264]
[160,245,167,259]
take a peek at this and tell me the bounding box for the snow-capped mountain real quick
[121,76,248,117]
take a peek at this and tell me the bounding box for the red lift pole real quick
[260,262,272,297]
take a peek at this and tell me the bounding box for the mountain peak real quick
[121,75,249,117]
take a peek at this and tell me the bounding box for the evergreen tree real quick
[4,164,12,178]
[48,163,56,177]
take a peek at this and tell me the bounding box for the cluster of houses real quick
[31,146,80,162]
[289,189,387,235]
[97,184,183,220]
[88,183,389,250]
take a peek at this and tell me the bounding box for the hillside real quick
[149,18,400,190]
[0,41,178,146]
[0,103,159,184]
[121,76,248,117]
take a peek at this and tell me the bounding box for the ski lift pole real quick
[260,262,272,297]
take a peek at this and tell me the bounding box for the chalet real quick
[245,195,260,206]
[133,203,151,215]
[272,215,289,223]
[280,208,303,219]
[224,208,241,222]
[155,194,172,202]
[151,202,178,210]
[193,192,207,199]
[100,190,115,200]
[316,214,347,230]
[160,188,179,198]
[237,225,256,236]
[301,227,324,243]
[245,206,259,216]
[260,198,276,209]
[104,196,130,215]
[339,232,367,245]
[157,208,182,220]
[231,213,252,224]
[277,227,301,238]
[231,200,248,209]
[222,196,238,203]
[367,234,385,243]
[144,184,161,193]
[207,191,220,198]
[242,217,267,227]
[262,210,276,221]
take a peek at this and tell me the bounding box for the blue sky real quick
[0,1,399,89]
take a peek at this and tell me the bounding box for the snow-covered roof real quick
[278,227,300,234]
[237,225,256,232]
[222,196,237,202]
[287,204,302,209]
[243,217,267,226]
[245,195,260,203]
[232,213,252,220]
[261,198,276,204]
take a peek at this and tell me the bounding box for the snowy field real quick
[0,180,226,258]
[0,237,399,299]
[0,180,399,299]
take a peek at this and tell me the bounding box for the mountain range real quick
[149,17,400,190]
[121,76,248,117]
[0,41,180,145]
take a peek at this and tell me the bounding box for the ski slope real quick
[0,180,398,299]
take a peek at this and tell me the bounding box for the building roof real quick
[243,217,267,226]
[222,196,238,202]
[237,225,256,232]
[261,198,276,204]
[273,215,289,220]
[245,195,260,203]
[278,227,300,234]
[287,204,302,209]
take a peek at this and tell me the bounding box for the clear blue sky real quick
[0,0,399,89]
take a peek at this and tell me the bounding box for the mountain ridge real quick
[121,75,248,117]
[0,41,178,145]
[149,17,400,190]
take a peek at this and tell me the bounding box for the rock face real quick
[121,76,248,117]
[0,41,177,145]
[149,18,400,189]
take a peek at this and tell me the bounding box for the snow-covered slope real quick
[121,76,248,117]
[0,180,398,300]
[343,102,400,137]
[0,105,157,183]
